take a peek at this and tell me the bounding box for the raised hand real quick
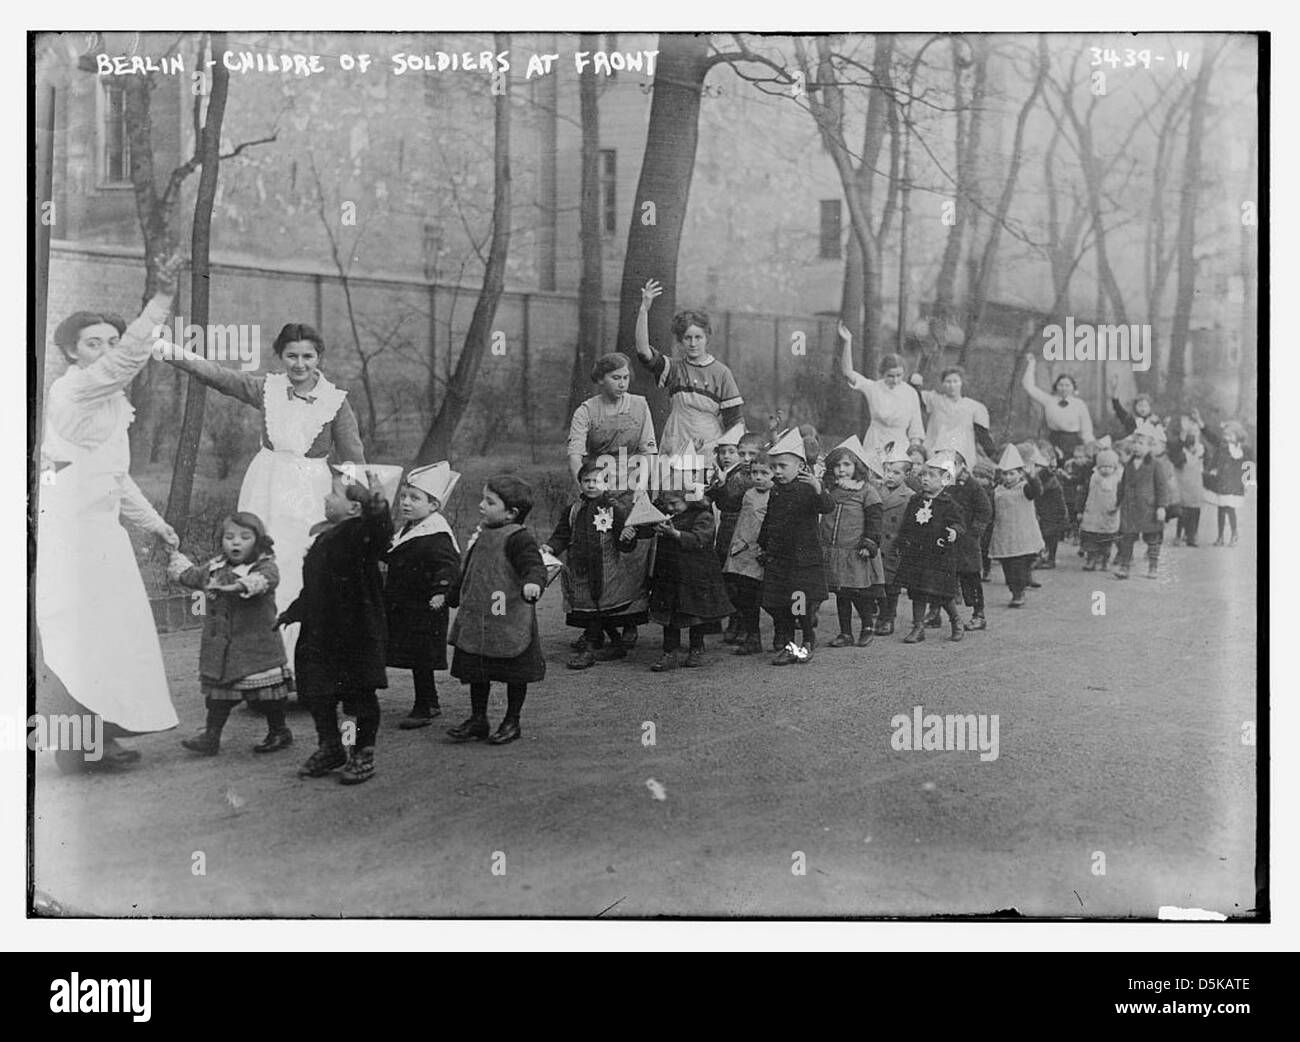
[837,321,852,342]
[640,279,663,310]
[154,251,185,298]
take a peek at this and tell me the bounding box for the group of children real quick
[169,462,548,784]
[163,406,1252,781]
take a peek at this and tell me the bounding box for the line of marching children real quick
[163,410,1249,783]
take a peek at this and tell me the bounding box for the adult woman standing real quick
[836,322,924,456]
[564,351,655,651]
[634,279,744,456]
[908,365,995,466]
[1021,353,1095,457]
[37,266,182,771]
[159,322,365,666]
[566,352,658,483]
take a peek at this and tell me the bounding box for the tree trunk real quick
[839,233,867,434]
[1236,124,1258,423]
[958,36,1048,367]
[165,33,229,542]
[416,33,513,464]
[1167,50,1217,403]
[568,32,603,421]
[615,34,713,433]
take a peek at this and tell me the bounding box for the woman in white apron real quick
[37,282,181,770]
[160,323,366,669]
[836,322,925,456]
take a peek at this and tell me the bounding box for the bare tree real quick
[416,33,512,463]
[568,32,604,421]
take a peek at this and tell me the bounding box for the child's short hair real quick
[222,511,275,556]
[738,432,764,452]
[590,352,631,384]
[486,474,534,523]
[671,309,712,340]
[824,446,867,481]
[750,451,773,471]
[576,459,607,483]
[334,471,377,509]
[906,443,929,462]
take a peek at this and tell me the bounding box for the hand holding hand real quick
[158,523,180,549]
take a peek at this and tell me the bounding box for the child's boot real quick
[964,613,986,631]
[298,740,348,777]
[684,647,705,668]
[566,649,597,670]
[399,699,441,730]
[722,617,742,645]
[924,607,943,628]
[650,650,681,672]
[856,625,874,647]
[1114,564,1130,580]
[181,729,221,756]
[446,715,490,742]
[253,726,293,753]
[594,636,628,661]
[339,746,375,784]
[1009,592,1026,607]
[829,631,854,648]
[488,716,521,745]
[875,616,895,636]
[1146,560,1159,580]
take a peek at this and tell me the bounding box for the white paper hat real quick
[625,493,670,527]
[834,434,872,467]
[998,444,1025,471]
[405,461,460,506]
[769,427,806,461]
[333,462,404,505]
[924,457,957,482]
[715,422,747,448]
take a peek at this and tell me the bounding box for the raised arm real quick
[62,294,174,406]
[634,279,666,369]
[159,347,264,407]
[1020,354,1053,409]
[837,321,869,391]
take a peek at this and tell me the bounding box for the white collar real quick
[390,511,459,553]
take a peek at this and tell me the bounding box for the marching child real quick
[821,436,885,647]
[1114,422,1171,579]
[944,450,992,631]
[894,456,966,642]
[281,466,396,784]
[170,512,292,756]
[1079,448,1121,570]
[1021,442,1067,570]
[705,424,756,643]
[446,476,548,745]
[904,443,928,492]
[542,460,647,670]
[1195,410,1252,547]
[626,486,734,671]
[875,447,915,635]
[384,463,461,728]
[724,451,772,656]
[1171,417,1205,546]
[988,445,1044,607]
[758,427,834,663]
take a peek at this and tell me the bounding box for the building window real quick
[99,81,131,185]
[819,199,842,260]
[600,149,617,236]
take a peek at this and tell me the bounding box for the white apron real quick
[240,373,348,666]
[36,398,178,733]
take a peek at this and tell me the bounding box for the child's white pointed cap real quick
[716,422,747,448]
[406,461,460,506]
[625,493,669,527]
[835,434,874,469]
[769,427,806,461]
[924,457,957,483]
[334,462,404,504]
[998,444,1025,471]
